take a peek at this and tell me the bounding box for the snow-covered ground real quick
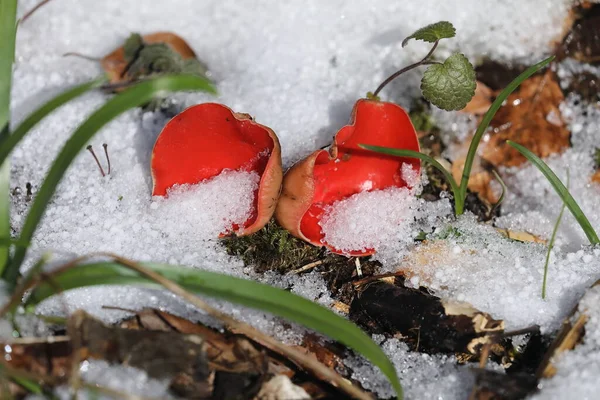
[9,0,600,398]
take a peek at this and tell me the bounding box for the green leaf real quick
[0,0,18,275]
[358,144,460,200]
[402,21,456,47]
[25,261,404,399]
[123,33,144,62]
[507,140,599,245]
[421,53,476,111]
[7,75,216,285]
[0,79,104,167]
[456,56,555,215]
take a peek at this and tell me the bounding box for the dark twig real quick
[86,145,106,177]
[62,52,102,62]
[102,143,111,175]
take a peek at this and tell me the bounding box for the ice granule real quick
[529,285,600,399]
[319,186,452,261]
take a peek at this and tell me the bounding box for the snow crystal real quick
[529,285,600,399]
[320,186,452,259]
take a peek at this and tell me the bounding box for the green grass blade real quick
[7,75,216,284]
[457,56,555,214]
[0,0,18,276]
[0,79,104,166]
[359,144,460,199]
[0,0,17,134]
[542,171,568,299]
[25,261,404,399]
[508,140,599,245]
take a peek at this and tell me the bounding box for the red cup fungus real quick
[275,99,420,255]
[151,103,283,236]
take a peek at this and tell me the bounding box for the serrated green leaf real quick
[402,21,456,47]
[421,53,476,111]
[25,261,404,399]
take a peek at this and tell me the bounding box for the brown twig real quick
[86,145,106,177]
[102,143,111,175]
[288,260,323,275]
[62,52,102,62]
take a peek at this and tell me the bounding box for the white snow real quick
[320,186,452,258]
[344,335,501,399]
[7,0,597,399]
[529,285,600,399]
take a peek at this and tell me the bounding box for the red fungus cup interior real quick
[280,99,420,255]
[151,103,281,235]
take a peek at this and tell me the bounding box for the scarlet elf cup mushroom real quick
[275,21,477,255]
[151,103,283,236]
[275,99,420,256]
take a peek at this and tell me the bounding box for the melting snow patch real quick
[403,215,600,332]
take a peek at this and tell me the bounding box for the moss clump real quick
[221,220,328,273]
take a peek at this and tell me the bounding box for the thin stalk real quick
[542,171,568,299]
[372,40,439,97]
[456,56,554,215]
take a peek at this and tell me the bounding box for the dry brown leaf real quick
[462,81,494,115]
[481,72,570,169]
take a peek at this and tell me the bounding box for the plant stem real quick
[372,40,439,97]
[455,56,554,215]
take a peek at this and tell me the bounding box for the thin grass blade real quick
[457,56,555,214]
[542,171,568,299]
[0,79,104,166]
[0,0,18,275]
[25,261,404,399]
[7,75,216,284]
[359,144,460,198]
[508,140,599,245]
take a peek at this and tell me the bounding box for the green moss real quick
[221,220,327,273]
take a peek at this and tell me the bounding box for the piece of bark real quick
[350,278,504,354]
[469,369,538,400]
